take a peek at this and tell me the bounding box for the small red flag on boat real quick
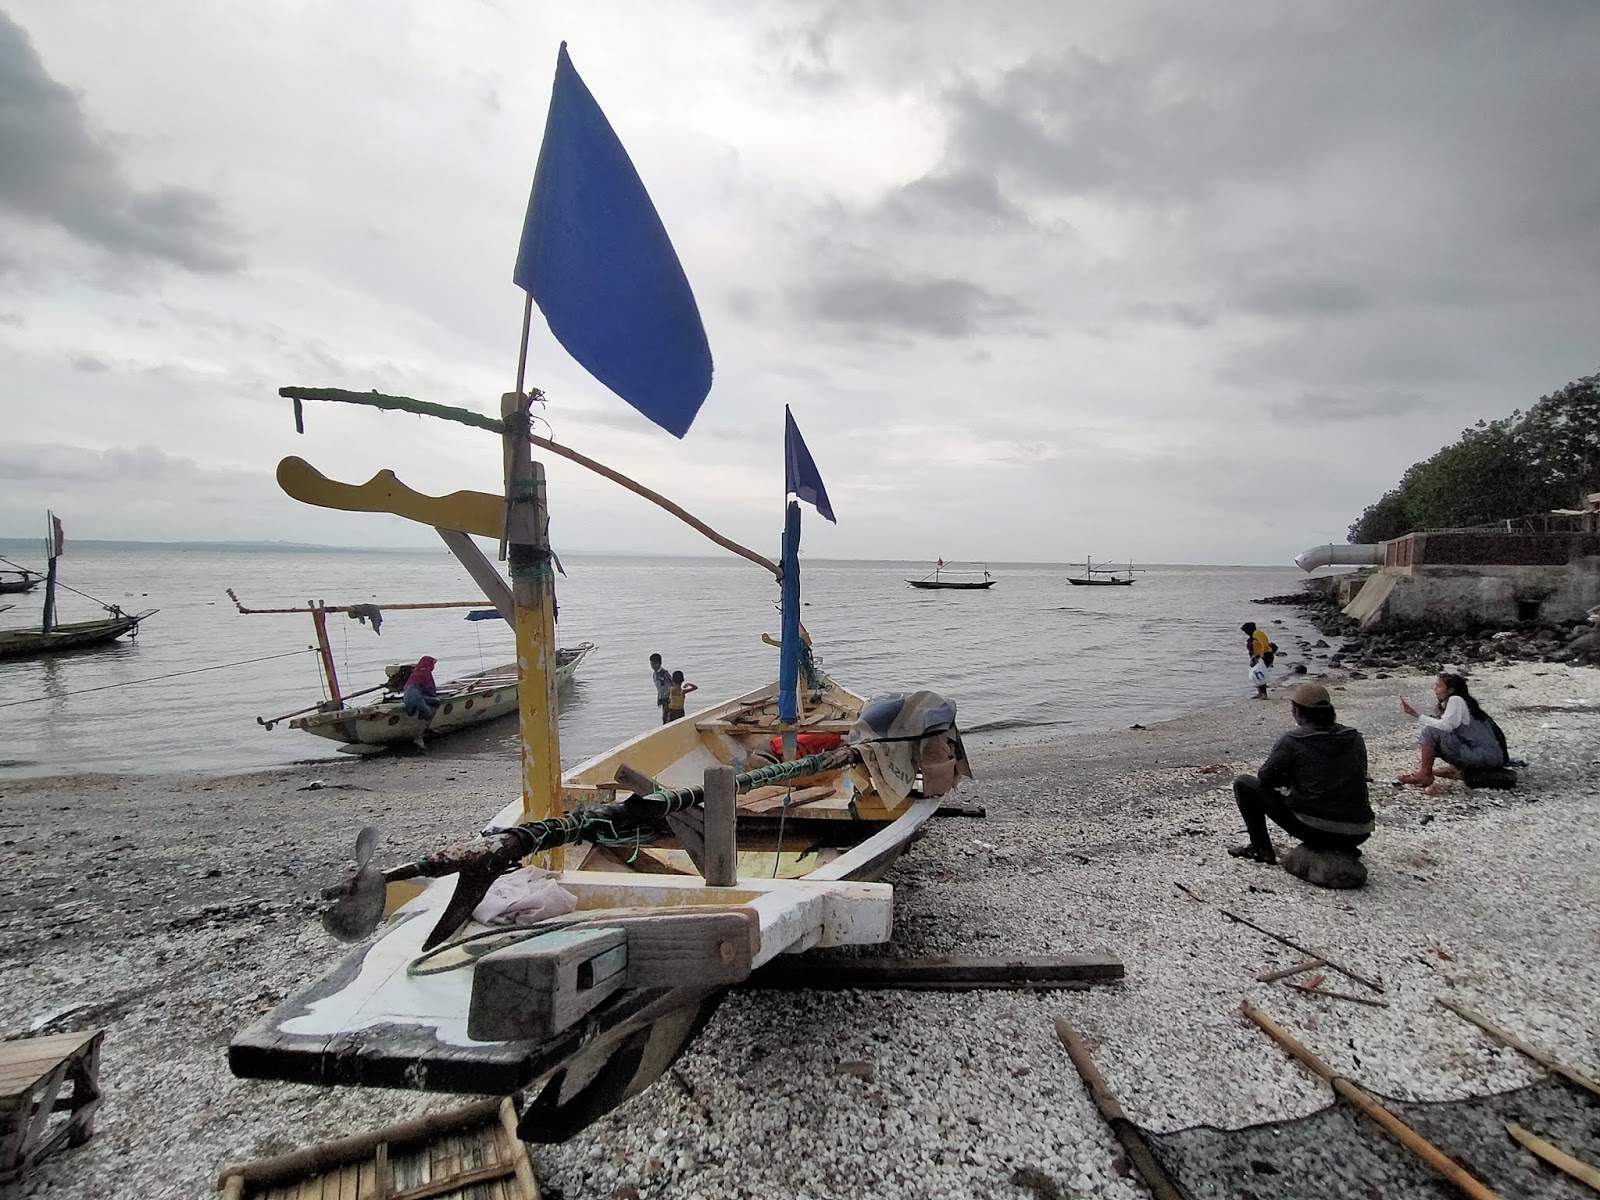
[937,557,944,568]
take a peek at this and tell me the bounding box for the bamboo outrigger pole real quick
[1241,1002,1503,1200]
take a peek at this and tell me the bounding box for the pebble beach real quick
[1,660,1596,1199]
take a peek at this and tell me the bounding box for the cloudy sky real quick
[2,1,1597,565]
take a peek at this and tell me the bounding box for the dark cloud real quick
[791,271,1026,339]
[0,12,240,271]
[70,354,107,372]
[1266,390,1446,423]
[877,169,1030,232]
[1125,300,1215,328]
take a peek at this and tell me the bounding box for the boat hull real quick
[0,611,156,660]
[907,580,995,590]
[1067,577,1133,586]
[0,577,40,595]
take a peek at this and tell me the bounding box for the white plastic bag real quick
[470,867,578,927]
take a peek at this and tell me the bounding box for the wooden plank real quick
[390,1161,516,1200]
[468,928,628,1042]
[747,954,1125,991]
[703,766,737,887]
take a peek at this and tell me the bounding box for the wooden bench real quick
[0,1029,103,1193]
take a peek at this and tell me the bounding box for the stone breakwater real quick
[1254,584,1600,676]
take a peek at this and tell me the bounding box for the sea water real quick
[0,546,1324,777]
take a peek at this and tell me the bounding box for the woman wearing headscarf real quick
[402,656,440,749]
[1398,672,1506,787]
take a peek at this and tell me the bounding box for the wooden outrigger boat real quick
[230,43,973,1142]
[232,668,969,1138]
[0,516,155,661]
[288,650,593,751]
[228,591,594,751]
[0,561,42,595]
[907,559,996,590]
[1067,555,1138,587]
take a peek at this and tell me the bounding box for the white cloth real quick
[1418,694,1470,732]
[470,867,578,927]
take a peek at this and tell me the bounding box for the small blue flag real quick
[784,405,835,524]
[514,43,713,439]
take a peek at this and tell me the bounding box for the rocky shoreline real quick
[1254,575,1600,677]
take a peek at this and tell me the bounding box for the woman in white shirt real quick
[1397,672,1505,786]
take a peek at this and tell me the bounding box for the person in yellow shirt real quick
[664,670,698,722]
[1242,622,1272,698]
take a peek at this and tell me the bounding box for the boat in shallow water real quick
[293,646,595,751]
[0,515,155,660]
[231,671,968,1139]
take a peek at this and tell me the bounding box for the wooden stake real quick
[1241,1001,1502,1200]
[1282,980,1390,1008]
[1436,997,1600,1099]
[1053,1018,1190,1200]
[1505,1122,1600,1193]
[702,765,737,887]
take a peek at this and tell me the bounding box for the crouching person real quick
[1230,683,1373,888]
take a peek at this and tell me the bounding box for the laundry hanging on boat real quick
[346,603,383,634]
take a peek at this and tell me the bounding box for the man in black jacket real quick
[1229,682,1373,865]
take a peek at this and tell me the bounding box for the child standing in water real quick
[665,670,698,722]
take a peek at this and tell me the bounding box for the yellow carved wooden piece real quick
[276,456,503,537]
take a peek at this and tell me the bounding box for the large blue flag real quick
[514,44,712,439]
[784,406,836,523]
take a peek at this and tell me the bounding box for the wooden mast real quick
[40,511,59,634]
[504,292,563,865]
[308,601,344,709]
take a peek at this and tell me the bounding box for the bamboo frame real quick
[1436,997,1600,1099]
[1241,1001,1501,1200]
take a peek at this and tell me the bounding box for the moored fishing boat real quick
[0,514,155,661]
[291,647,594,750]
[228,41,973,1143]
[229,590,594,751]
[1067,555,1138,586]
[907,558,996,590]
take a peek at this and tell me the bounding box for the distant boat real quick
[0,566,42,595]
[907,560,996,591]
[229,590,594,752]
[1067,556,1137,587]
[0,514,156,660]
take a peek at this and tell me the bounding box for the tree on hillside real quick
[1348,373,1600,543]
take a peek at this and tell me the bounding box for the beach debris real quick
[1053,1018,1189,1200]
[1282,979,1390,1009]
[1436,997,1600,1099]
[747,954,1124,992]
[1256,957,1326,983]
[934,802,987,818]
[1241,1001,1502,1200]
[1221,908,1384,993]
[1505,1121,1600,1192]
[1173,881,1206,903]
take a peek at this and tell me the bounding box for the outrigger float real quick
[226,590,594,752]
[230,44,972,1141]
